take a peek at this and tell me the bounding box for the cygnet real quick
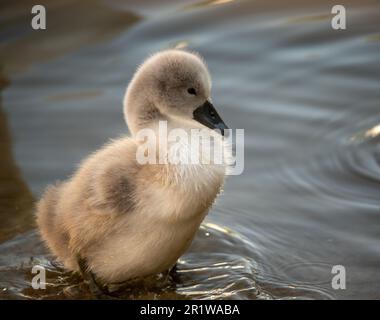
[36,49,229,289]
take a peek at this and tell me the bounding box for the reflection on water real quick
[364,125,380,139]
[0,224,334,299]
[0,225,266,300]
[0,76,34,242]
[1,0,380,299]
[0,0,139,74]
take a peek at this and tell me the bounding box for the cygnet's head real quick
[124,49,228,136]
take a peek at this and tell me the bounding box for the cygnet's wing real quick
[84,137,139,215]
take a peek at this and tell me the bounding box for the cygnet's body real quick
[36,50,228,284]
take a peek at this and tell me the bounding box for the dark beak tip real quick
[218,125,229,137]
[193,100,228,135]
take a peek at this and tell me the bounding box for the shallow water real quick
[1,0,380,299]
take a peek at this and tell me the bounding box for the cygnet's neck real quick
[124,93,161,136]
[125,92,199,138]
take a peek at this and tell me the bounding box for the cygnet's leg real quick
[168,263,180,282]
[77,256,113,298]
[169,263,178,274]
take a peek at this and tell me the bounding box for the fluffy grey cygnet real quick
[36,49,229,285]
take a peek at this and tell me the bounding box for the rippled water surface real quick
[1,0,380,299]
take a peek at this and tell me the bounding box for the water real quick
[1,0,380,299]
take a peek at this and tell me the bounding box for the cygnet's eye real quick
[187,88,197,95]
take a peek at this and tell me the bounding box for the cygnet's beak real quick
[193,100,229,136]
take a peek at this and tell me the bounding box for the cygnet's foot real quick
[76,256,115,299]
[168,263,180,282]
